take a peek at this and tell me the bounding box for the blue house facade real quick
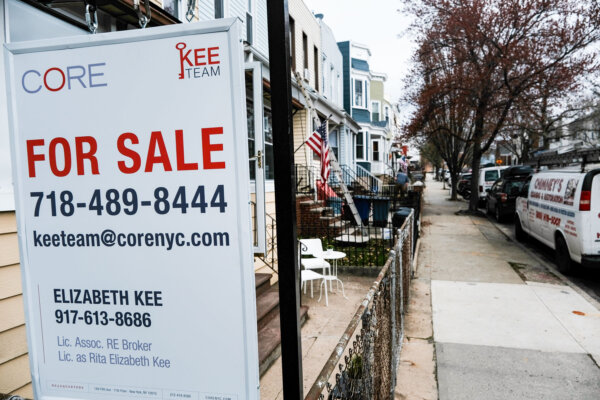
[338,41,396,178]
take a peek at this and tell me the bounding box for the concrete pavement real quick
[395,177,600,400]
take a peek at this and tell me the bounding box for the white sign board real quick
[4,20,258,400]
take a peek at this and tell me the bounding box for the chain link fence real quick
[305,211,415,400]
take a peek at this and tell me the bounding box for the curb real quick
[485,214,600,312]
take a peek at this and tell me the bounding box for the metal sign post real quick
[5,21,259,400]
[266,0,304,399]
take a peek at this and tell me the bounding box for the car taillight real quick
[499,193,507,202]
[579,190,591,211]
[479,185,483,192]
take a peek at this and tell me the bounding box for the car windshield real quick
[484,170,498,181]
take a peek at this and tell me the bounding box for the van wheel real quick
[555,235,574,275]
[515,217,527,242]
[495,206,504,223]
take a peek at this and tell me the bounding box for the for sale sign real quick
[4,20,259,400]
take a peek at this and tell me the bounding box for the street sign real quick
[4,20,258,400]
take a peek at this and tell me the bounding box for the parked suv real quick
[485,166,532,222]
[515,167,600,274]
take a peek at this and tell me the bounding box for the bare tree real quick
[405,0,600,211]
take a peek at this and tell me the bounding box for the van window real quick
[485,170,498,181]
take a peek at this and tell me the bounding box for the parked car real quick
[458,173,472,199]
[515,167,600,274]
[477,166,509,206]
[502,165,533,179]
[444,170,451,182]
[485,169,532,222]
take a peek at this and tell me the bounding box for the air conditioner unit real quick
[303,68,311,81]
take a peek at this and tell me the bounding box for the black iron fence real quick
[298,190,422,269]
[305,211,416,400]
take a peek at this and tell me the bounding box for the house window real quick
[353,79,366,108]
[214,0,224,18]
[163,0,179,18]
[290,17,296,70]
[330,64,335,102]
[371,101,380,122]
[356,131,364,159]
[264,108,275,180]
[329,129,339,160]
[246,13,253,44]
[384,106,390,121]
[372,141,380,161]
[247,97,256,180]
[245,0,253,44]
[313,46,319,91]
[302,32,308,70]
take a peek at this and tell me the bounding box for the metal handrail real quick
[355,163,382,193]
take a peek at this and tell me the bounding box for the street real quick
[484,202,600,304]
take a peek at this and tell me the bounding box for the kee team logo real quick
[176,42,221,80]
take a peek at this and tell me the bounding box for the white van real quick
[478,166,509,204]
[515,167,600,273]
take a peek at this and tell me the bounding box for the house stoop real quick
[296,195,352,237]
[255,273,308,376]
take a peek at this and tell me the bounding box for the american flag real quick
[305,120,330,182]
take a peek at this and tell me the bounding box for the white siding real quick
[197,0,213,20]
[289,0,321,93]
[317,17,343,108]
[254,0,269,57]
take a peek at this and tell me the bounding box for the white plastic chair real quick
[301,270,323,298]
[299,239,331,276]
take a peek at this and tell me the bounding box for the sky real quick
[302,0,416,104]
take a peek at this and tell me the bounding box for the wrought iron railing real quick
[256,212,278,275]
[354,163,382,193]
[305,211,416,400]
[296,164,318,197]
[296,163,382,198]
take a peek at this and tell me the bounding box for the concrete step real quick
[255,273,272,298]
[329,219,351,229]
[319,215,339,222]
[299,200,322,207]
[310,206,333,215]
[258,305,309,377]
[256,289,280,331]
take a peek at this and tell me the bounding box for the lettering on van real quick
[534,178,563,192]
[530,177,573,205]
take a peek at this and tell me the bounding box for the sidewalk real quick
[395,177,600,400]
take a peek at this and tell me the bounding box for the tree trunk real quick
[450,171,459,200]
[469,145,483,211]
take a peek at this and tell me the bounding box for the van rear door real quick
[484,170,499,191]
[582,170,600,256]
